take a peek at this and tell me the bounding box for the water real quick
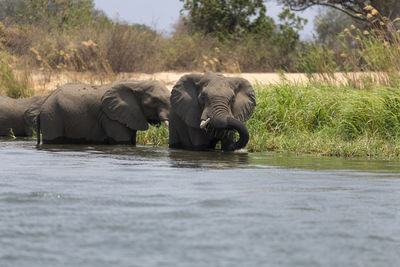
[0,139,399,267]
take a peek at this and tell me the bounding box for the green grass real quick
[136,124,169,147]
[246,83,400,158]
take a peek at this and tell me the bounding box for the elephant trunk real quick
[201,115,249,151]
[225,117,249,151]
[200,100,249,151]
[158,107,169,125]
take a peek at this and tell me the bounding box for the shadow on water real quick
[167,149,249,169]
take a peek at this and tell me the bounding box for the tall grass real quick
[246,84,400,157]
[136,125,169,147]
[0,55,34,98]
[297,6,400,89]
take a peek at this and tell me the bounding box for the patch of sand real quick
[31,71,380,94]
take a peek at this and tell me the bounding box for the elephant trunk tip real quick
[226,117,249,151]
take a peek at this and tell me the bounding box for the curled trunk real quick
[224,117,249,151]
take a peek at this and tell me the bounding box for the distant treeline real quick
[0,0,307,74]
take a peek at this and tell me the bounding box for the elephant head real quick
[101,80,170,132]
[171,72,256,151]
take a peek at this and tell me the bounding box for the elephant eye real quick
[198,93,206,105]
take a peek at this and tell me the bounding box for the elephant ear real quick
[101,84,148,131]
[170,74,203,128]
[230,78,256,122]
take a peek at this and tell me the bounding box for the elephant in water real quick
[34,80,170,145]
[0,94,47,137]
[169,72,256,151]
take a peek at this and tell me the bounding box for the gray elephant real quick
[169,72,256,151]
[34,80,170,145]
[0,94,47,137]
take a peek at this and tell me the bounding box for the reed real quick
[246,84,400,158]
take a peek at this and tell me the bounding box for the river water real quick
[0,139,399,267]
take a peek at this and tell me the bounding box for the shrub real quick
[0,55,34,98]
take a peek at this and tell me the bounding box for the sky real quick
[93,0,318,39]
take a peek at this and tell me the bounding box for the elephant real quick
[169,72,256,152]
[34,80,170,145]
[0,94,47,137]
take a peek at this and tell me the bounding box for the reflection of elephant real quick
[169,72,256,151]
[0,94,47,137]
[35,80,170,145]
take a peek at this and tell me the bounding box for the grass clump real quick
[246,84,400,158]
[0,55,34,98]
[136,125,169,147]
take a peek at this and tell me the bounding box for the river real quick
[0,139,399,267]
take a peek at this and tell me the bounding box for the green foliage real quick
[246,84,400,157]
[296,23,400,88]
[8,128,16,139]
[5,0,110,30]
[279,0,400,23]
[296,43,337,76]
[137,125,169,147]
[274,9,307,52]
[315,9,363,47]
[180,0,273,39]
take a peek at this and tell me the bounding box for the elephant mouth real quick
[148,119,161,126]
[148,119,169,127]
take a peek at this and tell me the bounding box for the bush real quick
[0,55,34,98]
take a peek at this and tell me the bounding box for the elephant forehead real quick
[202,81,234,98]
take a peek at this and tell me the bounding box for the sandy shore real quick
[30,71,311,94]
[30,71,380,94]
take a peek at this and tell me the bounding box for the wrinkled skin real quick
[169,72,256,151]
[0,94,47,137]
[34,80,170,145]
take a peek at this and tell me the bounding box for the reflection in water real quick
[37,143,250,169]
[167,149,249,169]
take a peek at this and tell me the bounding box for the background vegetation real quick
[0,0,398,79]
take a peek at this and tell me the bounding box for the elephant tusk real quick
[164,120,169,127]
[200,118,211,129]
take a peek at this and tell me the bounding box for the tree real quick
[0,0,110,30]
[278,0,400,24]
[179,0,275,39]
[315,8,363,46]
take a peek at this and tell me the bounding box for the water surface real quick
[0,139,399,267]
